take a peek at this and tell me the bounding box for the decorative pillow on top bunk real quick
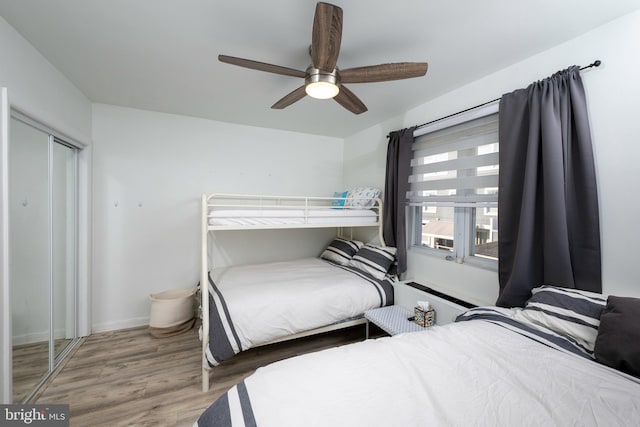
[345,187,380,208]
[519,285,607,352]
[348,244,397,280]
[331,191,349,208]
[321,237,363,265]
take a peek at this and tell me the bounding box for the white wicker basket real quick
[149,288,197,328]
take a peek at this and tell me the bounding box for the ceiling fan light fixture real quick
[305,67,339,99]
[305,81,339,99]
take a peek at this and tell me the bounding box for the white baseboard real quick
[91,316,149,333]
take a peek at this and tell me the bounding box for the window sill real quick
[409,245,498,272]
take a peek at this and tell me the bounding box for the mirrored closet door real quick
[9,114,79,403]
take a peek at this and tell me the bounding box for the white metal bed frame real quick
[200,193,384,392]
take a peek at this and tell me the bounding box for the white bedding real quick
[208,208,377,226]
[197,319,640,427]
[210,257,387,355]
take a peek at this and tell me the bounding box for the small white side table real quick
[393,281,473,326]
[364,305,428,338]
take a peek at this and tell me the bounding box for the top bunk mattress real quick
[208,208,378,226]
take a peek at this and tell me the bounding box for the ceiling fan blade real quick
[271,86,307,109]
[334,85,367,115]
[340,62,428,83]
[311,2,343,72]
[219,55,306,78]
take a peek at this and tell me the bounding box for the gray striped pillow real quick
[520,285,607,352]
[320,238,363,265]
[348,244,397,279]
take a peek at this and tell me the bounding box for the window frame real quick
[408,103,499,270]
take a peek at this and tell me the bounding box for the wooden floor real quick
[34,323,374,427]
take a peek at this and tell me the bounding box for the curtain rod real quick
[387,60,602,138]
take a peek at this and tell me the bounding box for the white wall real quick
[91,104,344,331]
[344,10,640,305]
[0,16,91,144]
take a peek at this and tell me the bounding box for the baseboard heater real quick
[405,282,476,309]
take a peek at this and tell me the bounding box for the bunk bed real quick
[200,192,394,392]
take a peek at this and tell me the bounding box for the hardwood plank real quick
[34,323,374,426]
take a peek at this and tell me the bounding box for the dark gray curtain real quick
[383,127,415,274]
[497,66,601,307]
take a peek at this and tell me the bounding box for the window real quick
[408,106,499,265]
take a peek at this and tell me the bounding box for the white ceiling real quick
[1,0,639,138]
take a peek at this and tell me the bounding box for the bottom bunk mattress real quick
[205,257,394,366]
[196,308,640,427]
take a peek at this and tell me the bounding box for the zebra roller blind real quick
[408,113,499,207]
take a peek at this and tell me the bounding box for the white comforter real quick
[211,258,385,351]
[198,320,640,427]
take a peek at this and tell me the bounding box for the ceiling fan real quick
[218,2,428,115]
